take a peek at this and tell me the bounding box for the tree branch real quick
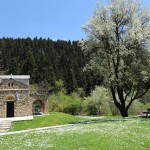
[132,89,149,101]
[110,85,121,108]
[124,83,133,101]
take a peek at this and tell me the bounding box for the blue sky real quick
[0,0,149,41]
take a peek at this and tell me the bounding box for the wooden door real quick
[7,101,14,117]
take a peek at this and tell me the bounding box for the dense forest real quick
[0,37,103,94]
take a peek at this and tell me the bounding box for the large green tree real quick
[80,0,150,117]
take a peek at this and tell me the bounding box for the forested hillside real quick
[0,37,103,94]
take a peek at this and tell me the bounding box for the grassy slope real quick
[10,112,86,131]
[1,118,150,150]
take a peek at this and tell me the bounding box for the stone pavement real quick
[0,116,33,122]
[0,124,75,136]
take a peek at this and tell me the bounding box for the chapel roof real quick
[0,75,30,85]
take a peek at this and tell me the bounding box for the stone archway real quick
[30,94,49,115]
[32,100,45,115]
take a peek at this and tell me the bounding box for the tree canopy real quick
[80,0,150,117]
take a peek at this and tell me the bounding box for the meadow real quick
[10,112,86,131]
[0,117,149,150]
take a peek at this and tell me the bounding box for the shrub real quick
[30,84,38,94]
[48,92,83,115]
[128,100,143,115]
[109,101,120,116]
[139,90,150,104]
[83,86,111,116]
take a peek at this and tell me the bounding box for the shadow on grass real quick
[71,118,126,124]
[71,116,149,125]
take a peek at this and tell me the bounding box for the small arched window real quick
[8,83,14,87]
[8,83,10,87]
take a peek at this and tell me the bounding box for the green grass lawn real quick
[1,118,150,150]
[10,112,86,131]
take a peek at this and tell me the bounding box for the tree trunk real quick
[110,86,129,117]
[117,106,128,117]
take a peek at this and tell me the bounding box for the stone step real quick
[0,124,9,128]
[0,129,8,133]
[0,120,12,129]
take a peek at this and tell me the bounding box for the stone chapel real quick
[0,75,48,118]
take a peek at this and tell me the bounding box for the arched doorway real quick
[32,100,45,115]
[5,95,15,117]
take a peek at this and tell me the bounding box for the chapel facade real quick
[0,75,48,118]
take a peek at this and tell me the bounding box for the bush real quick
[83,86,111,116]
[48,92,83,115]
[128,100,143,115]
[109,101,120,116]
[30,84,38,94]
[139,90,150,104]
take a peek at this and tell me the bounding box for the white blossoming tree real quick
[80,0,150,117]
